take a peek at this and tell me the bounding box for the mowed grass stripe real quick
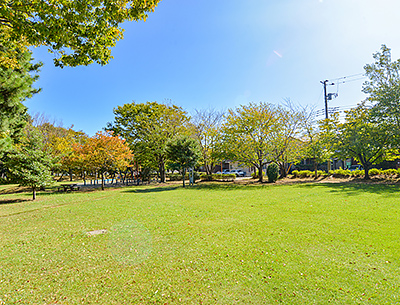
[0,182,399,304]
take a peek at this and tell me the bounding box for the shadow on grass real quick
[124,180,399,195]
[193,182,268,191]
[0,198,30,205]
[126,181,274,193]
[123,186,180,193]
[297,181,399,197]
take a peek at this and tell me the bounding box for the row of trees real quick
[2,41,400,198]
[309,45,400,180]
[2,1,399,191]
[106,45,400,183]
[105,100,309,183]
[2,119,133,199]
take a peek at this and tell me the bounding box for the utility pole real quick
[321,80,328,119]
[320,80,335,119]
[320,79,335,172]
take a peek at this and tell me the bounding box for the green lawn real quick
[1,182,399,304]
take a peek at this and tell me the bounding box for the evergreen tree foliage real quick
[0,38,41,156]
[165,135,200,187]
[266,162,279,183]
[5,126,54,200]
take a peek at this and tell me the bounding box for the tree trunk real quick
[364,165,370,180]
[314,161,318,179]
[206,162,213,175]
[159,158,166,183]
[101,172,105,190]
[182,168,186,188]
[83,171,86,186]
[69,168,73,181]
[258,161,263,182]
[279,162,287,178]
[58,171,64,182]
[32,187,36,200]
[122,170,126,184]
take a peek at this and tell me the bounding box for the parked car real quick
[348,165,363,171]
[230,169,245,177]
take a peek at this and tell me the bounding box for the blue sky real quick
[27,0,400,135]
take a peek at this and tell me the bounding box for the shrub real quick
[200,173,236,181]
[168,172,200,181]
[168,173,182,181]
[251,170,268,179]
[317,170,329,177]
[266,162,279,183]
[351,169,365,177]
[291,170,299,178]
[200,174,213,181]
[290,170,314,178]
[213,174,236,181]
[382,169,397,177]
[331,168,351,178]
[300,170,313,178]
[368,168,381,176]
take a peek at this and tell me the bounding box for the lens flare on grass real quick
[108,219,152,265]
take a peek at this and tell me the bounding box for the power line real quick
[330,73,365,82]
[335,76,366,85]
[320,72,367,119]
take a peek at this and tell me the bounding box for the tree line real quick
[1,41,400,199]
[2,2,399,197]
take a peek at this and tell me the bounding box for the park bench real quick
[58,184,80,192]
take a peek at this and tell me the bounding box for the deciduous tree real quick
[81,131,132,190]
[0,0,161,67]
[329,103,394,180]
[191,108,224,175]
[107,101,189,183]
[304,117,335,178]
[269,102,307,177]
[36,122,88,180]
[221,102,280,182]
[363,44,400,148]
[165,135,200,187]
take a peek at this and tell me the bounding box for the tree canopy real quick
[269,102,307,177]
[363,45,400,150]
[165,135,200,187]
[0,39,41,155]
[0,0,161,67]
[328,103,395,179]
[191,108,224,175]
[107,101,189,183]
[221,102,280,182]
[80,131,132,190]
[5,124,54,200]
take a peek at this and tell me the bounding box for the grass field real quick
[1,181,399,304]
